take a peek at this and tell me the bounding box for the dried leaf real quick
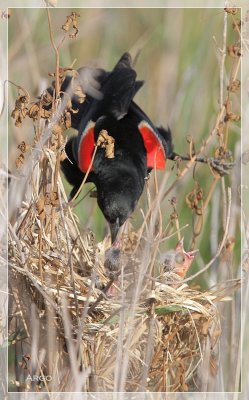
[225,112,241,122]
[18,141,30,153]
[28,103,40,120]
[227,79,240,93]
[15,153,25,169]
[44,192,59,207]
[210,354,218,376]
[50,192,59,206]
[185,184,203,215]
[11,95,30,127]
[40,108,52,119]
[36,196,46,222]
[29,96,53,120]
[40,90,53,107]
[62,12,80,38]
[227,44,242,58]
[62,17,70,31]
[97,130,115,159]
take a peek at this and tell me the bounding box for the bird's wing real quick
[129,101,167,170]
[137,120,166,169]
[78,120,96,173]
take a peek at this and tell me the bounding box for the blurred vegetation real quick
[8,7,240,285]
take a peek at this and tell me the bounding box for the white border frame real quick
[1,1,248,399]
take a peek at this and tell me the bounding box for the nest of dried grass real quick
[8,128,232,392]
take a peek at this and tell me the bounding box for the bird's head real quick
[163,237,199,279]
[97,190,136,243]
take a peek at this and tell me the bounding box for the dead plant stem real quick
[46,9,60,99]
[178,187,232,284]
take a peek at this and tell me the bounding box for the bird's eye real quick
[175,253,185,264]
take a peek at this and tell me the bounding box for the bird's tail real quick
[102,52,144,120]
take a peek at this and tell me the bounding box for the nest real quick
[8,95,238,393]
[8,147,226,393]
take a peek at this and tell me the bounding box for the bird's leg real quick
[168,151,235,176]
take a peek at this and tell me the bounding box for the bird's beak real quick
[176,237,184,251]
[176,237,199,259]
[184,249,199,259]
[109,218,120,244]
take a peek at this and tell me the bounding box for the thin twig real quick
[69,144,99,204]
[220,8,227,109]
[46,9,60,99]
[171,187,232,285]
[190,177,220,249]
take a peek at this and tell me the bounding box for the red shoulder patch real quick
[138,121,166,169]
[78,120,95,173]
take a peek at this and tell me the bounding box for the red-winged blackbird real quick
[60,52,173,250]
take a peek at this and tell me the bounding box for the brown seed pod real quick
[224,112,241,122]
[227,79,240,93]
[11,95,30,127]
[18,141,30,153]
[62,12,80,39]
[40,90,53,107]
[15,153,25,169]
[28,103,40,120]
[227,44,242,58]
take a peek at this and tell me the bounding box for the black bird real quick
[60,53,173,258]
